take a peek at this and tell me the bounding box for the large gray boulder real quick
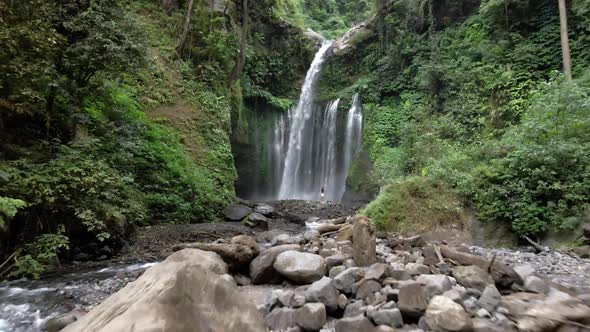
[304,276,339,312]
[296,303,327,331]
[478,285,501,312]
[452,265,494,291]
[425,296,472,332]
[250,244,301,284]
[335,316,376,332]
[352,217,376,266]
[274,251,327,283]
[398,282,428,319]
[334,267,365,293]
[62,249,265,332]
[416,274,452,300]
[368,308,403,327]
[222,204,252,221]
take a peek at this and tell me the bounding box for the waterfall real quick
[337,93,363,201]
[239,41,363,202]
[278,41,334,200]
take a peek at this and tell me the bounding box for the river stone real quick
[524,275,548,294]
[334,267,364,293]
[305,276,339,312]
[254,203,274,216]
[335,316,376,332]
[329,265,346,278]
[352,216,376,266]
[266,307,297,331]
[222,204,252,221]
[62,249,265,332]
[326,254,347,268]
[513,264,536,281]
[274,251,327,283]
[416,274,452,299]
[425,295,472,332]
[338,294,348,309]
[368,308,404,327]
[452,265,494,291]
[250,244,301,284]
[365,263,388,280]
[406,263,430,275]
[304,230,321,241]
[272,234,302,246]
[478,285,501,312]
[472,318,512,332]
[355,279,382,300]
[343,300,366,317]
[43,311,85,332]
[296,303,327,331]
[398,282,428,319]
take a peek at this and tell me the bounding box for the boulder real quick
[172,235,258,270]
[296,303,327,331]
[334,267,365,293]
[365,263,388,281]
[272,289,296,308]
[343,300,365,317]
[326,254,347,268]
[513,264,536,281]
[406,263,430,275]
[478,285,501,312]
[304,230,321,241]
[250,244,301,284]
[42,310,85,332]
[266,307,297,331]
[254,203,274,216]
[246,213,268,229]
[425,296,472,332]
[222,204,252,221]
[271,234,303,246]
[352,216,376,266]
[329,266,346,278]
[62,249,265,332]
[335,316,376,332]
[472,318,512,332]
[355,279,382,300]
[368,308,404,327]
[524,275,548,294]
[305,276,339,312]
[398,282,428,319]
[452,265,494,291]
[416,274,452,300]
[274,251,327,283]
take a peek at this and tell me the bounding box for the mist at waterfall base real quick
[234,42,363,203]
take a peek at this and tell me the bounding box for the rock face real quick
[452,265,494,291]
[250,244,301,284]
[304,276,339,312]
[425,296,472,332]
[352,216,376,267]
[274,251,327,283]
[222,204,252,221]
[63,249,265,332]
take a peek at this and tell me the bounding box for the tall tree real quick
[176,0,195,58]
[227,0,248,87]
[558,0,573,80]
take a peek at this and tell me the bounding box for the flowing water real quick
[0,263,156,332]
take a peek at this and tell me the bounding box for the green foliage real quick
[333,0,590,237]
[363,176,467,233]
[12,226,70,279]
[0,197,26,228]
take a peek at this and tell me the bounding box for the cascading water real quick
[275,41,363,202]
[336,93,363,200]
[278,41,335,200]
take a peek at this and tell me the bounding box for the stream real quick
[0,262,156,332]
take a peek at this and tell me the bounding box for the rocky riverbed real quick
[1,200,590,331]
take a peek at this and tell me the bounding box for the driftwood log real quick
[440,246,523,288]
[522,235,547,254]
[315,223,346,234]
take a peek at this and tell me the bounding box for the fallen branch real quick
[321,225,351,238]
[487,253,497,273]
[522,235,546,254]
[510,314,590,330]
[315,223,345,234]
[440,246,523,288]
[433,245,445,265]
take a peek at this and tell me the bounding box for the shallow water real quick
[0,262,156,332]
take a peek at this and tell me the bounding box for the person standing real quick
[320,187,325,202]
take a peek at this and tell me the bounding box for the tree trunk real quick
[227,0,249,87]
[176,0,195,58]
[558,0,573,80]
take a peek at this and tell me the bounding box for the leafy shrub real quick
[363,176,467,233]
[0,197,26,228]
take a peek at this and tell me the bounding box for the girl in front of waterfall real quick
[320,187,325,202]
